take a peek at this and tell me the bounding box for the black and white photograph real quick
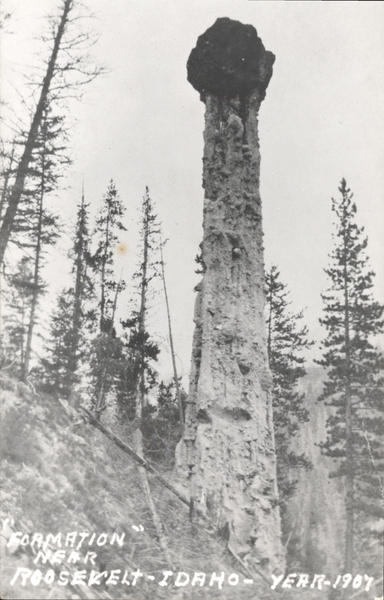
[1,1,383,598]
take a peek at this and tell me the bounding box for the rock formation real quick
[175,18,284,574]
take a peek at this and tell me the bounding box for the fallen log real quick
[80,407,191,510]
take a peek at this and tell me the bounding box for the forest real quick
[1,2,383,600]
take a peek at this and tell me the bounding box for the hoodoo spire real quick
[175,18,284,574]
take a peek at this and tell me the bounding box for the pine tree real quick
[10,109,68,250]
[91,180,126,332]
[116,189,172,564]
[90,180,126,411]
[69,189,93,367]
[317,179,384,572]
[0,0,102,264]
[116,188,160,432]
[145,378,187,467]
[0,257,35,375]
[265,266,313,523]
[42,193,94,399]
[20,108,64,381]
[1,111,64,381]
[42,289,78,397]
[0,0,72,264]
[116,325,159,423]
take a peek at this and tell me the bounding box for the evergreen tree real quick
[90,180,126,411]
[91,180,126,332]
[1,109,67,381]
[317,179,384,572]
[42,289,78,398]
[69,190,94,367]
[116,325,159,423]
[20,108,65,381]
[42,193,94,399]
[0,0,102,264]
[118,190,172,563]
[143,378,187,467]
[0,0,72,264]
[10,109,67,251]
[116,188,160,433]
[0,257,35,375]
[265,266,313,522]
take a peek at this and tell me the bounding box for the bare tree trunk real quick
[20,299,27,368]
[137,208,149,414]
[130,199,173,565]
[99,211,110,330]
[266,269,273,361]
[68,187,87,399]
[71,187,86,360]
[132,194,150,453]
[22,144,46,382]
[160,238,184,427]
[0,0,72,265]
[82,407,190,508]
[137,463,174,566]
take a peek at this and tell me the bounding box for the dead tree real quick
[0,0,102,265]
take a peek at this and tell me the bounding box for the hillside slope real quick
[0,375,275,600]
[1,373,380,599]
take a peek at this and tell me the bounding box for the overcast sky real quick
[2,1,384,383]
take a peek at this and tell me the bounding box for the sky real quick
[2,0,384,383]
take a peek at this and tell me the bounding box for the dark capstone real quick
[187,17,275,98]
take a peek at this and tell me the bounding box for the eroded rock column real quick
[175,18,284,573]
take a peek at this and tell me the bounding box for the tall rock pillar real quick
[176,18,284,573]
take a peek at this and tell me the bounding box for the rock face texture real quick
[175,18,284,574]
[285,370,346,575]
